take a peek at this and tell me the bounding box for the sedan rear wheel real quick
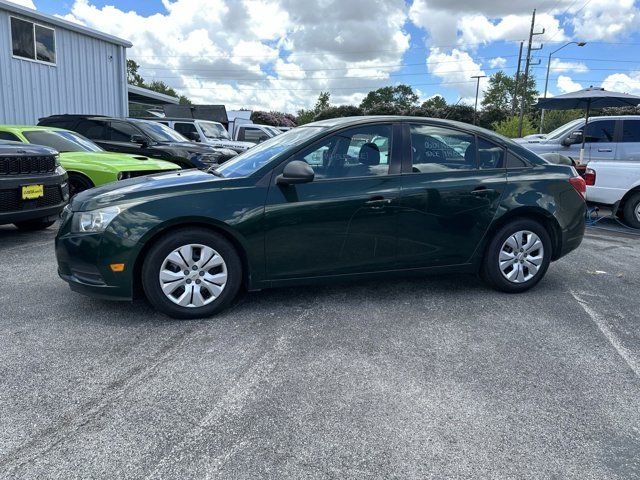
[482,219,552,293]
[142,229,242,319]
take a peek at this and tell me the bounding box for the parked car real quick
[145,118,255,153]
[515,116,640,166]
[0,126,180,196]
[0,141,68,230]
[56,116,586,319]
[38,115,237,169]
[231,123,281,143]
[585,161,640,228]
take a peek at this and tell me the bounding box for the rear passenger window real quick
[410,125,476,172]
[506,152,529,168]
[621,120,640,142]
[76,120,107,140]
[478,138,504,169]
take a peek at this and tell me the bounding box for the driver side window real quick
[295,124,392,180]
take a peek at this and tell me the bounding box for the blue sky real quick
[20,0,640,112]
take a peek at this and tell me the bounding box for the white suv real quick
[518,116,640,228]
[149,118,256,153]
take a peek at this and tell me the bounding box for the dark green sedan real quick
[56,116,586,319]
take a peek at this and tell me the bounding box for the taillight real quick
[569,175,586,199]
[584,168,596,186]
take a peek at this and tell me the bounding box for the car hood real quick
[60,151,179,170]
[156,141,224,153]
[70,169,241,212]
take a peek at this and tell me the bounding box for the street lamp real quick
[539,41,587,133]
[471,75,487,125]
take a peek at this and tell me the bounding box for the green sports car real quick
[0,126,181,196]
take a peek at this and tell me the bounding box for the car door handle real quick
[471,187,496,196]
[365,196,392,208]
[597,148,612,152]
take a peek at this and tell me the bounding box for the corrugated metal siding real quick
[0,9,128,124]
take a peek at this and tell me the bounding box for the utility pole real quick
[517,9,544,137]
[512,41,523,115]
[471,75,487,125]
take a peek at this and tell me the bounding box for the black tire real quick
[14,217,56,231]
[68,173,94,197]
[481,219,552,293]
[622,193,640,229]
[141,228,242,319]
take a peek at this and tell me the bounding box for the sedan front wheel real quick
[142,228,242,319]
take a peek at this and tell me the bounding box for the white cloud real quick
[557,75,582,93]
[427,48,487,100]
[489,57,507,69]
[570,0,640,41]
[601,72,640,95]
[61,0,410,112]
[549,58,589,73]
[9,0,35,8]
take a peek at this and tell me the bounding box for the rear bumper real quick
[0,169,69,225]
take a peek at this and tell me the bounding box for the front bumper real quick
[55,226,137,301]
[0,168,69,225]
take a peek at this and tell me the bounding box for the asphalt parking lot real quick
[0,223,639,479]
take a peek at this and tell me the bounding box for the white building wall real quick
[0,8,128,124]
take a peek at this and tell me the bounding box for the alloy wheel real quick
[498,230,544,284]
[158,244,228,307]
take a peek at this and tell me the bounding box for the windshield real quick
[199,121,231,140]
[546,118,585,140]
[132,120,189,142]
[216,126,326,178]
[265,126,282,136]
[23,130,103,152]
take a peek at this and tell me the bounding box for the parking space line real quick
[569,289,640,379]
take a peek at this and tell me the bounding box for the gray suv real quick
[516,116,640,164]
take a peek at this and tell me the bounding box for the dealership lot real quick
[0,225,639,479]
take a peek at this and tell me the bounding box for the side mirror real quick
[562,131,582,147]
[186,132,200,142]
[276,160,314,185]
[131,134,147,146]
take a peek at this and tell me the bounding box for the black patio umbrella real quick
[535,87,640,163]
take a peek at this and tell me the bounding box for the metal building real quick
[0,0,132,124]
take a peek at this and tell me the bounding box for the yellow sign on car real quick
[22,184,44,200]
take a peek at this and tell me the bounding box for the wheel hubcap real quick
[634,202,640,222]
[159,244,227,308]
[498,230,544,284]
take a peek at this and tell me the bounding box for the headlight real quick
[117,171,131,180]
[71,206,122,233]
[54,154,61,167]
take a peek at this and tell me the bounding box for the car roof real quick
[142,117,223,123]
[0,125,67,132]
[305,115,507,138]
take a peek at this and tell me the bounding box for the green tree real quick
[297,91,332,125]
[481,71,538,114]
[315,91,331,112]
[421,95,447,109]
[126,59,145,86]
[493,115,536,138]
[359,84,419,111]
[540,109,583,133]
[126,58,192,105]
